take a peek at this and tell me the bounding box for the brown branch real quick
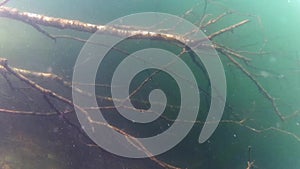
[24,21,57,41]
[0,57,181,169]
[0,108,58,116]
[214,43,252,62]
[245,146,256,169]
[200,11,233,28]
[0,6,195,45]
[218,50,285,121]
[41,95,99,149]
[0,5,283,123]
[12,67,66,82]
[50,34,132,55]
[0,58,75,109]
[2,64,182,113]
[228,118,300,143]
[0,4,293,168]
[0,3,285,124]
[208,19,250,39]
[282,110,300,121]
[246,161,255,169]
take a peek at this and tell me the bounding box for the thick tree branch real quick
[0,6,195,45]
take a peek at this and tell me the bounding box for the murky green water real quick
[0,0,299,169]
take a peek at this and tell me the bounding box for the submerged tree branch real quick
[0,57,181,169]
[207,19,250,39]
[0,6,193,44]
[0,3,288,130]
[0,3,295,168]
[218,49,285,121]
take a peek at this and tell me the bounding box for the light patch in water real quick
[260,71,270,78]
[269,57,277,63]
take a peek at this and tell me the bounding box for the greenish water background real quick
[0,0,300,169]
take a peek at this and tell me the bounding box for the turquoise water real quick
[0,0,299,169]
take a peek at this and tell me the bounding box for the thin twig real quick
[218,50,285,121]
[0,57,180,169]
[0,108,58,116]
[0,71,15,90]
[25,21,57,41]
[214,43,252,62]
[246,146,254,169]
[200,11,233,28]
[208,19,250,39]
[43,94,87,136]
